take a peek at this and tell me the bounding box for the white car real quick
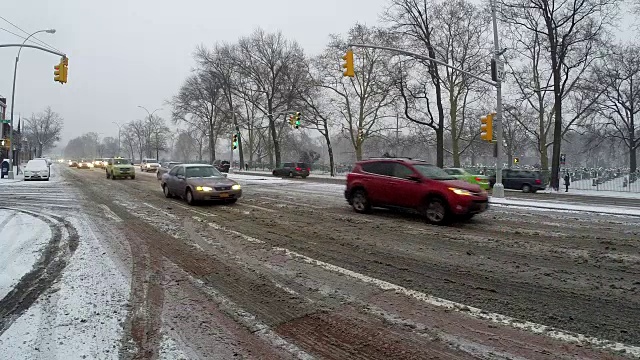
[141,158,160,172]
[24,159,51,181]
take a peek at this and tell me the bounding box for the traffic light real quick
[54,57,68,84]
[357,128,364,142]
[293,112,301,129]
[288,115,295,126]
[480,113,494,142]
[514,157,519,164]
[232,133,238,150]
[342,49,354,77]
[1,138,9,148]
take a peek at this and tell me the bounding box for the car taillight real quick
[307,168,310,171]
[535,179,541,184]
[475,177,482,182]
[295,167,301,171]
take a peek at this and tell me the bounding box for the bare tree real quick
[385,0,447,167]
[501,0,620,188]
[169,69,229,163]
[24,106,63,157]
[148,115,171,160]
[589,44,640,173]
[233,28,308,167]
[127,120,147,163]
[432,0,492,166]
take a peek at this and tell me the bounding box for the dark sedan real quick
[160,164,242,205]
[156,161,183,180]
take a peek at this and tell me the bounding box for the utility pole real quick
[490,0,505,198]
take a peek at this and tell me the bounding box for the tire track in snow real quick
[0,207,79,335]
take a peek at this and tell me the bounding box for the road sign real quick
[0,119,9,124]
[560,153,566,165]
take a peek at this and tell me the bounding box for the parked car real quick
[157,161,183,180]
[443,168,490,190]
[161,164,241,205]
[106,157,136,180]
[213,159,230,173]
[68,160,78,167]
[141,158,160,172]
[272,162,310,178]
[24,159,50,181]
[488,169,545,193]
[345,158,488,224]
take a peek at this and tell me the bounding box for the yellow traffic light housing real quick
[480,113,494,142]
[294,112,301,129]
[54,57,68,84]
[342,49,354,77]
[514,157,519,164]
[232,133,238,150]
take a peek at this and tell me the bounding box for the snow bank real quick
[0,216,130,360]
[0,210,51,299]
[490,197,640,217]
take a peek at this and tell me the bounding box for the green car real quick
[443,168,490,190]
[106,157,136,180]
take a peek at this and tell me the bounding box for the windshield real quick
[185,166,222,178]
[413,164,456,180]
[26,160,47,169]
[145,159,158,163]
[114,159,131,165]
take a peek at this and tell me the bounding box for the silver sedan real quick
[160,164,242,205]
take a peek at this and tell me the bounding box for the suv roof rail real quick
[365,157,413,161]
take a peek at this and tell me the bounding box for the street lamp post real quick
[6,28,56,179]
[137,106,162,159]
[112,121,122,156]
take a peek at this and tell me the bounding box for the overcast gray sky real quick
[1,0,635,149]
[0,0,389,145]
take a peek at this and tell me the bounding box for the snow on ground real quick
[0,210,51,299]
[572,176,640,192]
[229,173,297,185]
[539,188,640,200]
[158,334,190,360]
[490,197,640,217]
[0,215,130,360]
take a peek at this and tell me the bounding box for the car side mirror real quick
[177,175,185,180]
[407,175,421,182]
[222,173,228,178]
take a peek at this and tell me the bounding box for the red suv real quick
[345,158,489,224]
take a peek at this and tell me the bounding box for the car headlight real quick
[196,186,213,191]
[88,163,94,167]
[231,184,241,190]
[449,187,472,196]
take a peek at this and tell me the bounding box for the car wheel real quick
[163,184,172,198]
[106,171,110,179]
[130,176,135,180]
[522,184,531,193]
[425,198,448,225]
[351,190,371,214]
[186,189,195,205]
[111,172,116,180]
[272,170,277,176]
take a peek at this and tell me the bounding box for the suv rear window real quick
[296,163,308,168]
[283,162,294,168]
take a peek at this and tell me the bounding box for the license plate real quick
[219,192,229,198]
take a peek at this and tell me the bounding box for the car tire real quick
[186,189,195,205]
[106,171,110,179]
[351,189,371,214]
[163,184,172,198]
[425,198,449,225]
[226,198,238,204]
[522,184,531,193]
[130,176,135,180]
[272,170,277,176]
[111,172,116,180]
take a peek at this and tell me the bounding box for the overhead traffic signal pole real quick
[0,42,67,178]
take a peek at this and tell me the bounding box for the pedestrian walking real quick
[564,173,570,192]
